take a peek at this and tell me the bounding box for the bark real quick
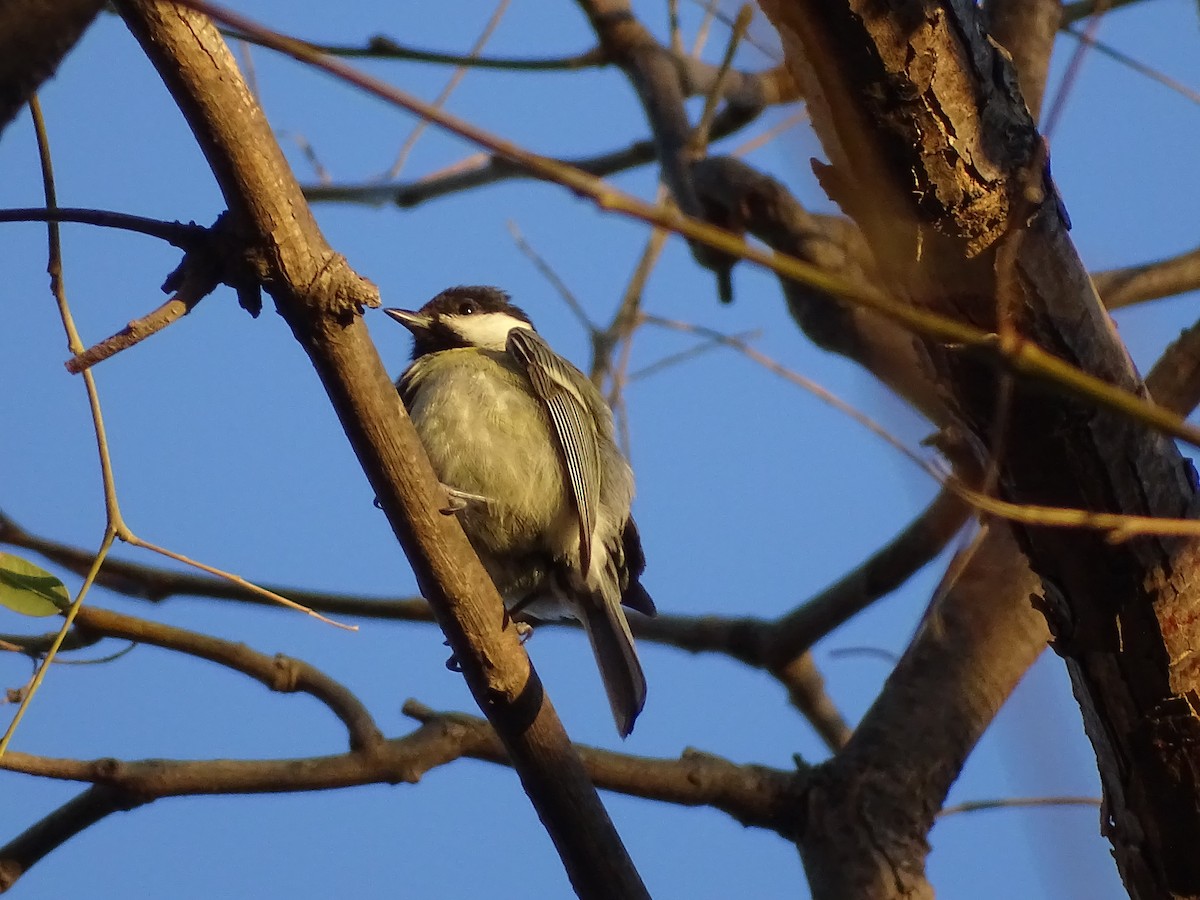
[0,0,105,135]
[757,1,1200,896]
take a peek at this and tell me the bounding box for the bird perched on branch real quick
[385,286,655,736]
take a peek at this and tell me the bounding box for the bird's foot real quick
[442,623,530,671]
[440,484,490,515]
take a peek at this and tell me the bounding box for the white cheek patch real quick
[447,312,534,350]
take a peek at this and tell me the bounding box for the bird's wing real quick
[506,328,601,572]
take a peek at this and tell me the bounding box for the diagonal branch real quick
[0,509,432,622]
[756,1,1200,896]
[1094,244,1200,310]
[112,3,647,897]
[0,785,142,892]
[302,100,760,209]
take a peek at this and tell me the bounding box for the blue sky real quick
[2,2,1197,897]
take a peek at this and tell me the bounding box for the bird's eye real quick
[457,301,477,315]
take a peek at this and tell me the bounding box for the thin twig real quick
[689,5,752,154]
[185,0,1200,454]
[1042,0,1111,137]
[383,0,511,180]
[690,0,721,57]
[0,99,120,758]
[1061,25,1200,107]
[731,108,808,157]
[630,328,762,381]
[117,534,358,631]
[71,605,380,750]
[65,277,213,373]
[506,221,595,331]
[225,27,608,70]
[0,207,207,246]
[0,509,429,621]
[938,796,1100,818]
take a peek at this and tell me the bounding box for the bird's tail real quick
[579,590,646,738]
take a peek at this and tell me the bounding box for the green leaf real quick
[0,553,69,617]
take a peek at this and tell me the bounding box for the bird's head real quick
[384,285,535,357]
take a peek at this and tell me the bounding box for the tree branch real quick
[798,525,1048,899]
[575,0,756,298]
[0,785,143,892]
[302,100,760,209]
[0,207,207,246]
[0,509,433,621]
[0,0,105,136]
[0,697,802,890]
[112,3,647,897]
[399,702,801,831]
[757,0,1200,895]
[242,32,610,71]
[71,605,382,751]
[1094,244,1200,310]
[1145,319,1200,416]
[764,489,967,667]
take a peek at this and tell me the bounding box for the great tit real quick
[385,286,655,737]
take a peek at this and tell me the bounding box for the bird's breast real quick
[402,350,575,555]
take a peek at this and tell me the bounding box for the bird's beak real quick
[383,308,433,335]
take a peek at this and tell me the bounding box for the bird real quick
[384,286,655,737]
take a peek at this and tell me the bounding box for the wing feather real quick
[507,328,601,572]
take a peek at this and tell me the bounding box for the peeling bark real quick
[759,0,1200,896]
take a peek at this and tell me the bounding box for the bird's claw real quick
[443,622,529,671]
[440,484,490,515]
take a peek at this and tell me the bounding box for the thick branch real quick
[112,3,646,897]
[799,526,1047,899]
[758,1,1200,896]
[693,142,1049,899]
[0,0,105,136]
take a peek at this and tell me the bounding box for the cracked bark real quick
[758,1,1200,897]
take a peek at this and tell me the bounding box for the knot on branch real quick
[88,757,123,783]
[162,211,265,317]
[270,654,303,692]
[311,253,382,321]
